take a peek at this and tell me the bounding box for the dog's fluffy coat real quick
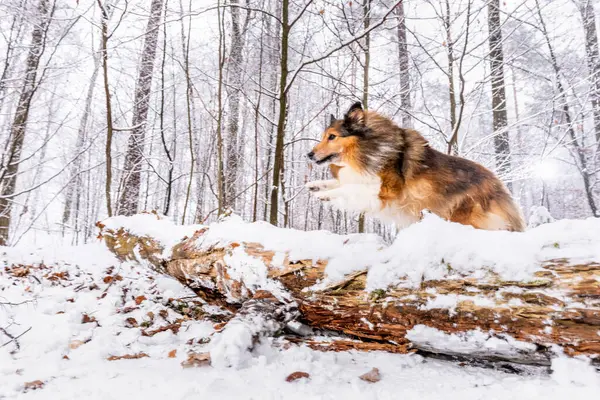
[306,102,525,232]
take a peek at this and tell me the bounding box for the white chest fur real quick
[330,167,418,228]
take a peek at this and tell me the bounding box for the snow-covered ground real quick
[1,220,600,399]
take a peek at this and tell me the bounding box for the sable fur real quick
[307,102,525,232]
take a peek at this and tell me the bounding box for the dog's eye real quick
[328,134,336,141]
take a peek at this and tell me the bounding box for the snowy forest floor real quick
[1,237,600,399]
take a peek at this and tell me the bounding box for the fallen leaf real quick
[24,380,44,391]
[11,266,30,277]
[124,317,139,328]
[69,340,85,349]
[146,311,155,320]
[359,367,381,383]
[103,276,113,284]
[118,306,139,314]
[181,352,210,368]
[66,298,75,303]
[107,352,149,361]
[141,323,181,337]
[159,309,169,319]
[46,271,69,281]
[63,355,70,360]
[135,295,147,305]
[286,371,310,382]
[81,314,97,324]
[168,349,177,358]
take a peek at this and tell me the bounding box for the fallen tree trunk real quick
[98,214,600,370]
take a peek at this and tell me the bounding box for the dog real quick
[306,102,525,232]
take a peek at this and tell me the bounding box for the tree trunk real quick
[488,0,512,192]
[444,0,458,155]
[269,0,289,226]
[224,0,249,211]
[579,0,600,145]
[396,0,412,128]
[536,0,598,217]
[216,0,226,216]
[98,0,115,218]
[63,28,107,235]
[117,0,164,216]
[358,0,372,234]
[0,0,52,245]
[101,217,600,370]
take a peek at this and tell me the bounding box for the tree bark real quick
[536,0,598,217]
[579,0,600,145]
[444,0,458,155]
[101,218,600,370]
[224,0,250,211]
[98,0,115,218]
[488,0,512,192]
[117,0,164,216]
[0,0,52,245]
[396,0,412,128]
[269,0,289,226]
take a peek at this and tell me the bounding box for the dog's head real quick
[307,102,367,166]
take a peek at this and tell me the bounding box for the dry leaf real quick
[168,349,177,358]
[107,352,149,361]
[181,352,210,368]
[118,306,139,314]
[24,380,44,391]
[159,309,169,319]
[69,340,85,349]
[46,271,69,281]
[11,266,30,277]
[359,367,381,383]
[135,295,147,305]
[141,323,181,337]
[81,314,97,324]
[124,317,139,328]
[285,371,310,382]
[62,355,70,360]
[103,276,113,284]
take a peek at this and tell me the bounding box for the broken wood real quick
[99,216,600,369]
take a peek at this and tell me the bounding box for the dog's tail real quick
[498,196,526,232]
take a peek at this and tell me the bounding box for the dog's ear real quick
[344,102,365,126]
[329,114,336,125]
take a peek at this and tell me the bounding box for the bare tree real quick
[535,0,598,217]
[577,0,600,144]
[97,0,115,217]
[224,0,251,211]
[396,0,412,128]
[487,0,512,191]
[0,0,53,245]
[117,0,164,216]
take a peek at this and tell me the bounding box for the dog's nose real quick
[307,151,315,160]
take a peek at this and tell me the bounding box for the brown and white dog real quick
[306,102,525,232]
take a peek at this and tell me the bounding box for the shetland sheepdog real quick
[306,102,525,232]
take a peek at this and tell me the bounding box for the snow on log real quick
[98,213,600,369]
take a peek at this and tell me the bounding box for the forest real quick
[1,0,599,246]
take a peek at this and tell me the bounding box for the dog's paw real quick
[305,180,339,192]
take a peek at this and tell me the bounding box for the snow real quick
[366,213,600,290]
[406,325,537,358]
[2,218,600,398]
[105,213,600,293]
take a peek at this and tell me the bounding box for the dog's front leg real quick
[305,179,340,192]
[313,184,382,214]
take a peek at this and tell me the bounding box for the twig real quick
[0,326,31,350]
